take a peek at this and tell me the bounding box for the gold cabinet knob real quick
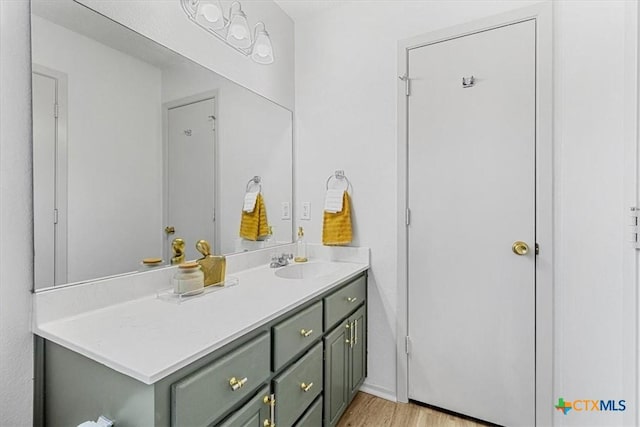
[300,329,313,337]
[300,382,313,392]
[512,241,529,256]
[263,420,270,427]
[346,297,357,303]
[229,377,248,391]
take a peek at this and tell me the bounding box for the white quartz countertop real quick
[34,257,368,385]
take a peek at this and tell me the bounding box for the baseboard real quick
[360,382,397,402]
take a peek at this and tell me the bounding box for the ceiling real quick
[273,0,347,22]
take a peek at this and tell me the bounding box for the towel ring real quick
[325,170,351,192]
[246,176,262,192]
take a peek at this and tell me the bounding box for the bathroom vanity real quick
[34,246,369,427]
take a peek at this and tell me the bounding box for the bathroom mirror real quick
[31,0,293,291]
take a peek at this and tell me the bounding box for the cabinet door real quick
[348,305,366,402]
[218,385,271,427]
[323,322,349,427]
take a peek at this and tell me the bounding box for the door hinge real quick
[53,209,58,225]
[629,207,640,249]
[399,74,410,96]
[405,336,411,355]
[54,103,59,118]
[535,243,539,255]
[405,208,411,226]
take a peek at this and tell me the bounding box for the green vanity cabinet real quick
[323,301,367,426]
[273,342,323,426]
[218,385,271,427]
[294,396,323,426]
[40,271,367,427]
[323,321,349,426]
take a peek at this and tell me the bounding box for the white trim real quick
[32,64,69,289]
[623,2,639,426]
[162,90,219,260]
[360,382,398,403]
[396,3,553,426]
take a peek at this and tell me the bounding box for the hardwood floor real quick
[337,392,489,427]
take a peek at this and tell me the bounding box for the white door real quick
[407,20,536,426]
[166,98,216,262]
[32,72,58,288]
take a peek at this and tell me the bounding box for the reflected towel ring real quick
[325,170,351,192]
[246,176,262,192]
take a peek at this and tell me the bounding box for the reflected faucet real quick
[171,238,186,265]
[270,253,293,268]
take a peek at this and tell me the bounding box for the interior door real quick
[407,20,536,426]
[167,98,216,262]
[33,72,58,288]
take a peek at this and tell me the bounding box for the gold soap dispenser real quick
[294,226,308,263]
[195,240,226,286]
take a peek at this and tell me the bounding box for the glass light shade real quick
[251,29,274,64]
[226,10,251,49]
[195,0,225,31]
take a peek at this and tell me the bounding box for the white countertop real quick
[33,246,369,385]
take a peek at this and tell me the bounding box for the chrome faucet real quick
[270,253,293,268]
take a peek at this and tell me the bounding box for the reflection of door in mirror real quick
[32,67,68,289]
[166,97,216,262]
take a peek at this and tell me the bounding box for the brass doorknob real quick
[512,241,529,256]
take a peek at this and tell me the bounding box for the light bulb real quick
[195,1,225,31]
[251,26,273,64]
[201,4,221,23]
[226,7,251,49]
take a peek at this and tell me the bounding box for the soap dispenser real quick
[195,240,226,286]
[295,226,308,263]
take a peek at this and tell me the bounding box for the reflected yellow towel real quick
[322,192,352,246]
[240,193,269,240]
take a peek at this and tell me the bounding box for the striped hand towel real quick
[322,191,352,246]
[240,193,269,240]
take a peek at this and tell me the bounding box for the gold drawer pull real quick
[300,382,313,392]
[229,377,248,391]
[346,297,358,303]
[263,420,275,427]
[300,329,313,337]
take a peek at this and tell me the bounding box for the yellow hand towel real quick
[322,191,352,246]
[240,193,269,240]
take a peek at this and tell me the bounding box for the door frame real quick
[396,3,553,425]
[162,90,219,261]
[32,64,69,289]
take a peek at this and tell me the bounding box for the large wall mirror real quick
[31,0,293,291]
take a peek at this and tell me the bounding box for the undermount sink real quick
[275,262,339,280]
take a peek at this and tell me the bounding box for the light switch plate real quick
[281,202,290,220]
[301,202,311,220]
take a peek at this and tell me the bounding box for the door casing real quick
[396,3,553,425]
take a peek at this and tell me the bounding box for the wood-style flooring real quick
[337,392,489,427]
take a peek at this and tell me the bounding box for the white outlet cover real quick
[281,202,290,220]
[301,202,311,220]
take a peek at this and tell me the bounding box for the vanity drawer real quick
[324,274,366,330]
[171,332,270,427]
[273,342,323,427]
[294,395,323,427]
[272,301,323,371]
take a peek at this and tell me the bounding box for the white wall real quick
[162,63,293,255]
[0,1,34,425]
[77,0,295,111]
[293,2,636,426]
[0,0,293,424]
[31,16,163,284]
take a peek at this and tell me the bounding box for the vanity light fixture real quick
[181,0,274,64]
